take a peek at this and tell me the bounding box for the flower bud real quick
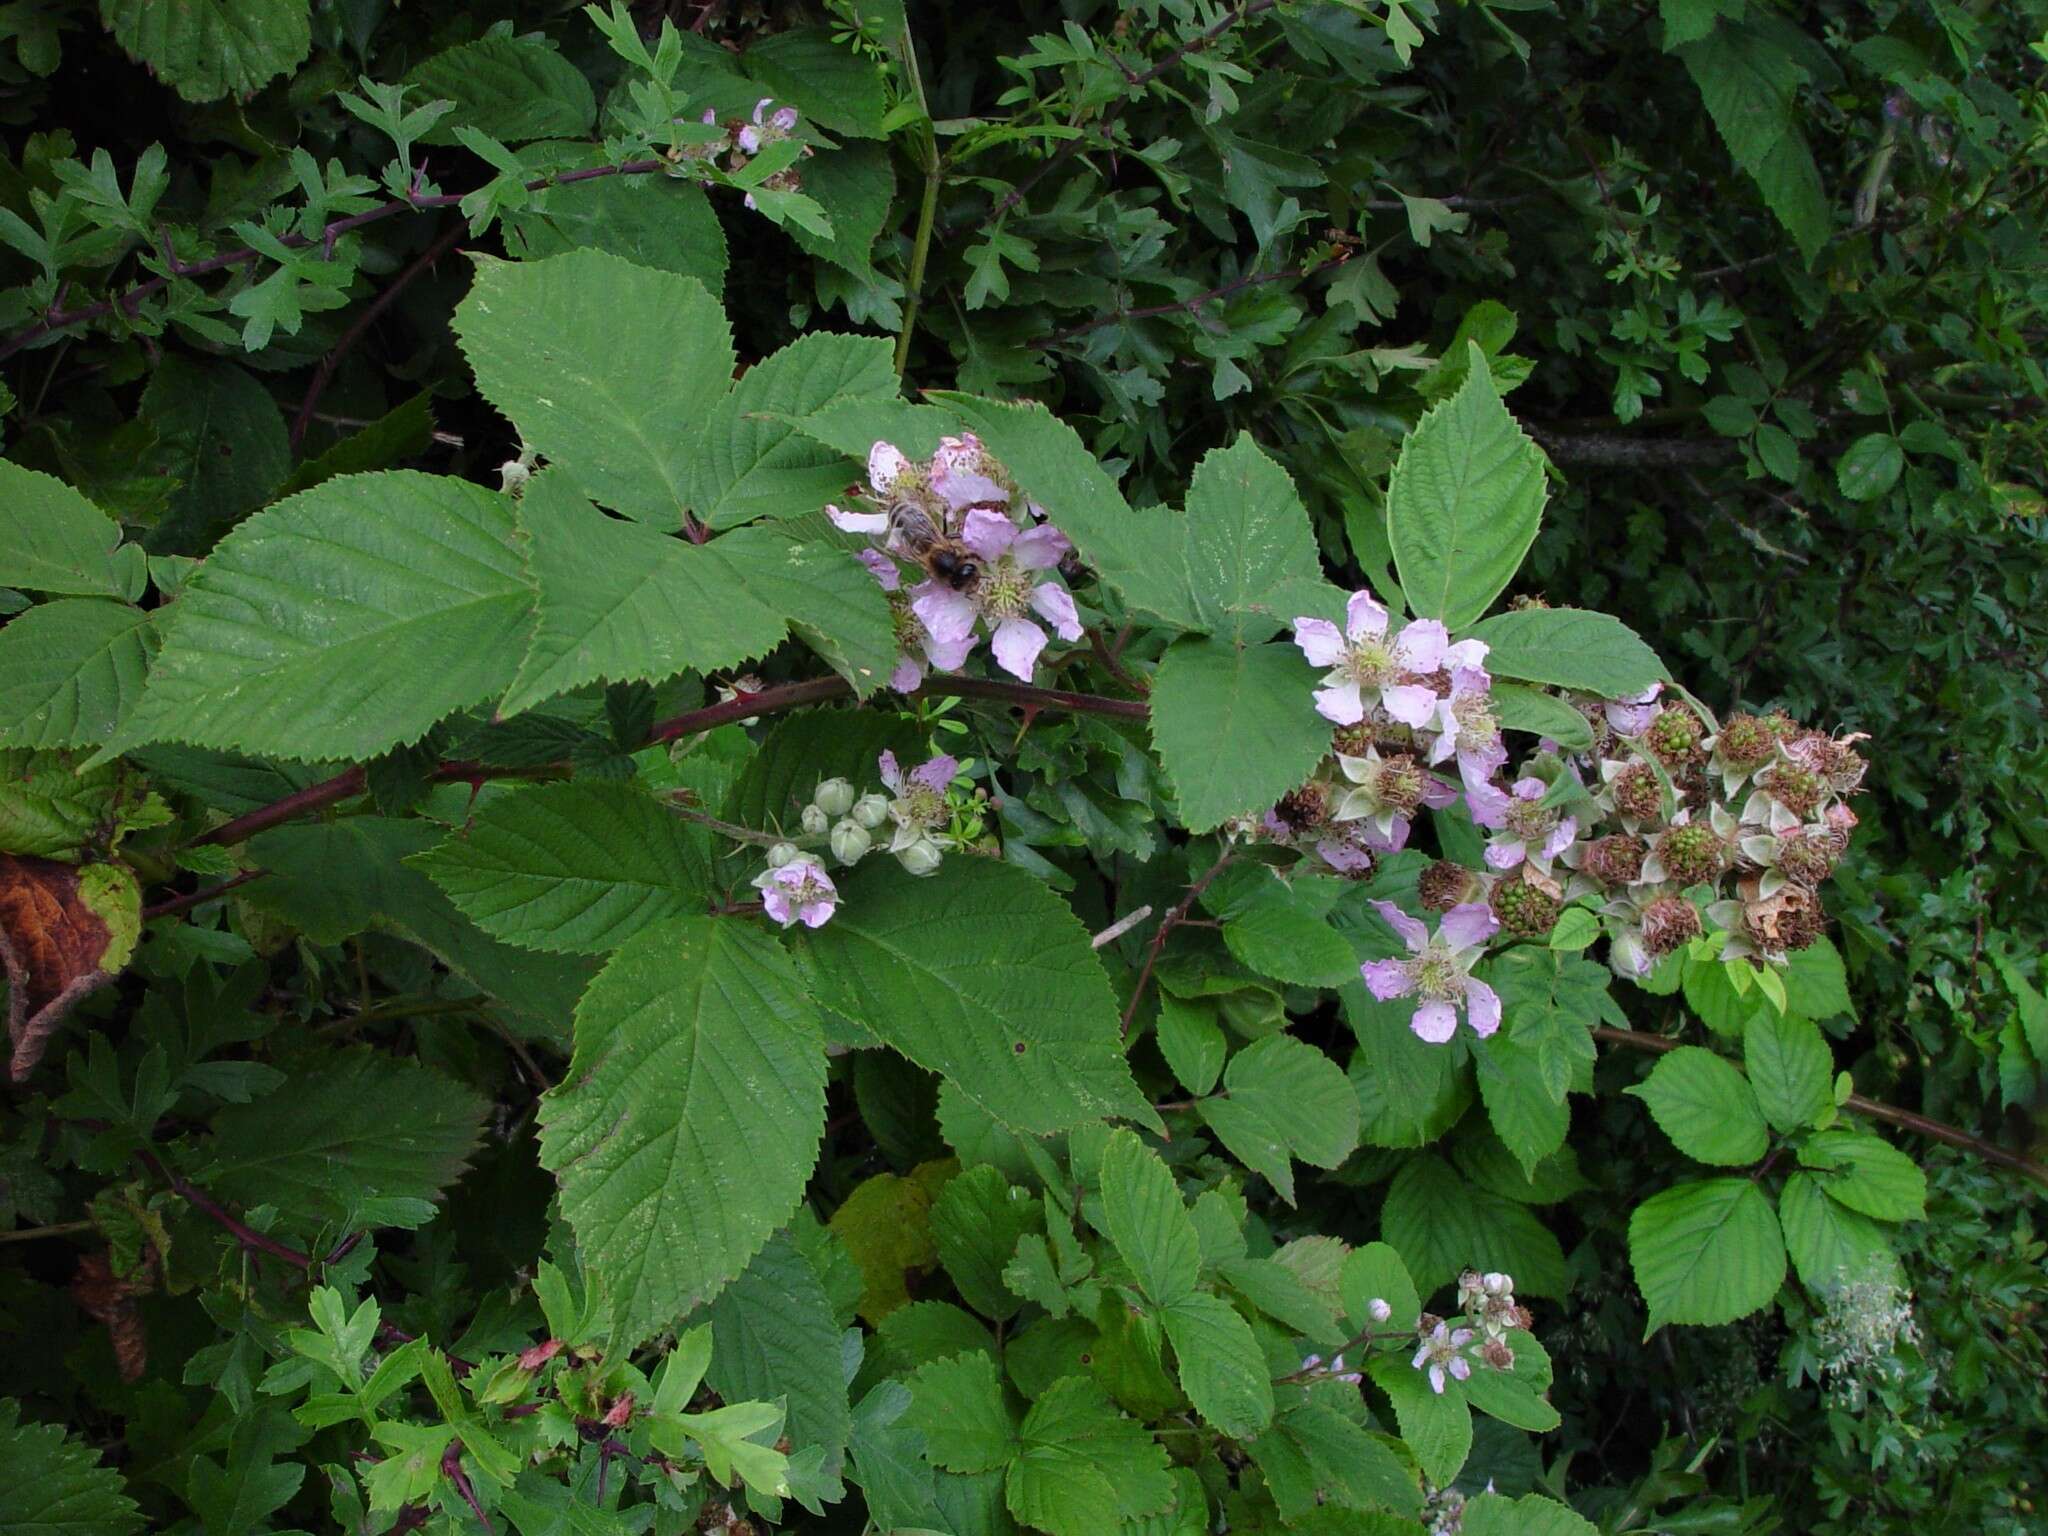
[765,841,800,869]
[829,819,872,865]
[813,778,856,817]
[895,838,944,877]
[1369,1297,1393,1323]
[800,803,830,836]
[851,793,890,829]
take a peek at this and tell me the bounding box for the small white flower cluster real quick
[1295,1350,1363,1385]
[1809,1272,1922,1410]
[1412,1270,1529,1395]
[669,97,807,208]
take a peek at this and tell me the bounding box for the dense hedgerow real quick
[1,2,2044,1534]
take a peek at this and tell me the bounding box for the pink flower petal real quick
[1410,1001,1459,1044]
[1542,817,1578,859]
[1443,638,1490,671]
[889,656,924,692]
[1484,841,1525,870]
[736,125,762,154]
[1318,838,1375,872]
[990,616,1048,679]
[1345,590,1390,642]
[1030,582,1083,641]
[771,106,799,132]
[1439,902,1500,952]
[911,755,957,791]
[912,584,977,643]
[1512,776,1546,801]
[878,751,903,793]
[867,441,911,492]
[1313,681,1366,725]
[1419,774,1460,809]
[1463,978,1502,1037]
[762,889,795,925]
[856,548,900,590]
[1361,957,1414,999]
[1370,898,1430,952]
[798,900,835,928]
[960,508,1018,560]
[829,504,890,535]
[923,627,976,670]
[1382,682,1440,727]
[1010,522,1070,569]
[1292,616,1346,667]
[1394,618,1449,672]
[1466,780,1511,827]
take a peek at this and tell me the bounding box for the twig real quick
[135,1149,312,1269]
[1088,627,1149,696]
[1592,1026,2048,1187]
[1120,852,1236,1038]
[1273,1324,1409,1382]
[141,871,262,919]
[0,1218,94,1243]
[667,801,789,848]
[290,221,465,451]
[440,1440,495,1534]
[0,159,668,363]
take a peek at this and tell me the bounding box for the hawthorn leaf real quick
[0,1397,144,1536]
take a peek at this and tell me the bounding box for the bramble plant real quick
[2,1,2045,1534]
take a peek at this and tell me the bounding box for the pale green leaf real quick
[1461,1492,1599,1536]
[1098,1128,1201,1309]
[98,0,309,102]
[1387,352,1547,630]
[1249,1401,1421,1520]
[1196,1035,1359,1204]
[1777,1171,1901,1291]
[1150,636,1332,834]
[0,462,127,597]
[0,602,156,749]
[1625,1046,1769,1165]
[1628,1177,1786,1332]
[1491,683,1595,750]
[793,858,1152,1134]
[684,333,898,529]
[902,1351,1013,1474]
[1463,608,1667,698]
[1367,1353,1472,1488]
[107,472,530,763]
[410,781,712,955]
[1782,936,1854,1020]
[1743,1011,1833,1134]
[538,918,826,1343]
[1797,1130,1925,1221]
[203,1049,488,1230]
[1835,433,1904,501]
[1459,1328,1561,1433]
[1215,1256,1344,1345]
[453,250,735,523]
[1340,1240,1421,1334]
[1161,1290,1272,1438]
[1007,1376,1174,1536]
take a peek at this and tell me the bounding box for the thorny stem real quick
[135,1149,313,1270]
[895,150,943,379]
[1593,1026,2048,1187]
[441,1440,495,1534]
[0,159,670,363]
[1120,852,1237,1038]
[140,871,262,919]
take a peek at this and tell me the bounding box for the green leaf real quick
[1387,351,1547,630]
[1347,988,1476,1148]
[1098,1128,1201,1309]
[1367,1352,1472,1488]
[1216,1256,1344,1345]
[0,462,128,597]
[1490,683,1595,750]
[1463,608,1668,697]
[1777,1171,1901,1290]
[1628,1177,1785,1332]
[0,749,136,859]
[1782,936,1853,1020]
[1461,1328,1562,1432]
[1196,1035,1359,1204]
[138,357,290,552]
[538,917,827,1343]
[1743,1011,1833,1133]
[1341,1240,1421,1333]
[1461,1492,1599,1536]
[1150,636,1332,834]
[903,1351,1014,1474]
[1007,1376,1174,1536]
[1205,864,1358,988]
[1171,434,1333,644]
[1835,433,1904,501]
[931,1165,1042,1322]
[410,781,713,955]
[793,858,1152,1134]
[1471,1033,1571,1176]
[701,1230,853,1482]
[404,35,596,144]
[1161,1290,1273,1438]
[1680,20,1830,263]
[98,0,309,101]
[742,26,888,139]
[684,334,898,529]
[280,395,436,497]
[0,601,156,749]
[1379,1155,1568,1300]
[1797,1130,1926,1221]
[0,1397,144,1536]
[508,178,727,294]
[107,472,530,764]
[203,1049,488,1231]
[1250,1401,1421,1519]
[1154,995,1226,1097]
[1625,1046,1769,1165]
[453,250,735,524]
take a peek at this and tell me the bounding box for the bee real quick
[885,499,983,594]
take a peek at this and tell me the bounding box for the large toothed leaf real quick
[202,1049,490,1231]
[454,250,735,524]
[539,918,826,1343]
[701,1230,854,1482]
[1098,1129,1202,1309]
[105,472,530,764]
[502,471,892,714]
[1680,19,1831,263]
[98,0,311,103]
[1195,1034,1359,1204]
[1150,636,1332,834]
[410,781,714,955]
[0,1398,145,1536]
[0,461,131,598]
[0,601,156,749]
[683,333,900,529]
[793,858,1154,1135]
[1628,1177,1786,1333]
[1625,1046,1769,1166]
[1463,608,1667,698]
[1387,349,1547,630]
[403,34,596,145]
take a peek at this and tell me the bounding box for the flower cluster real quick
[1294,1351,1363,1385]
[670,97,808,208]
[1808,1272,1922,1411]
[831,437,1083,684]
[1412,1270,1531,1395]
[752,759,952,929]
[1362,901,1502,1043]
